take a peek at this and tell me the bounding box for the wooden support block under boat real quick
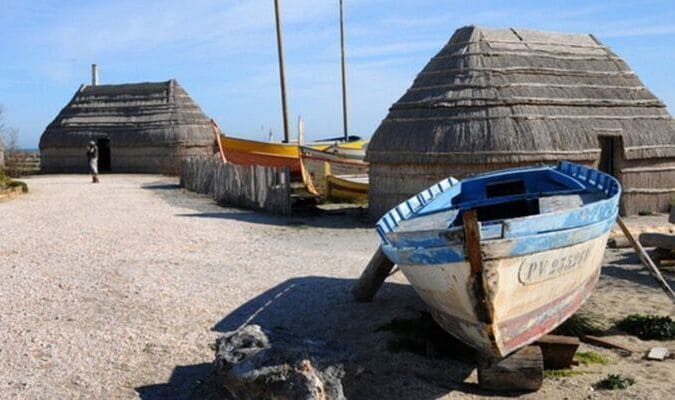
[477,345,544,392]
[351,246,395,302]
[536,334,580,369]
[639,232,675,251]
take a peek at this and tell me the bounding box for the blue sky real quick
[1,0,674,149]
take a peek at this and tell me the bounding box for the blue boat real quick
[376,161,621,357]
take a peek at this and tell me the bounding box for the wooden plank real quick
[616,217,675,302]
[477,345,544,392]
[536,334,580,369]
[463,210,491,324]
[351,246,395,302]
[582,335,633,355]
[639,233,675,250]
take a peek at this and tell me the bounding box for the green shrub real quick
[0,169,28,193]
[553,312,606,337]
[595,374,635,390]
[615,314,674,340]
[7,180,27,192]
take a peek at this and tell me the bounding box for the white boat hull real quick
[399,232,609,357]
[300,147,368,196]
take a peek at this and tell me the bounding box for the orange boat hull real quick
[222,148,301,172]
[218,135,302,173]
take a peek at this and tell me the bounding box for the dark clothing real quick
[87,146,98,160]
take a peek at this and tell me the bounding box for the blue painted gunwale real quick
[377,161,621,265]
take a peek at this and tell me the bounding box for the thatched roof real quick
[367,26,675,164]
[40,80,213,148]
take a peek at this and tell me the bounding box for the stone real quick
[215,325,358,400]
[646,347,669,361]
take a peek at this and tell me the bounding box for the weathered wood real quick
[180,158,291,216]
[582,335,633,355]
[536,334,580,369]
[273,0,290,143]
[463,210,491,324]
[616,217,675,302]
[658,259,675,267]
[608,236,631,248]
[477,345,544,392]
[639,232,675,250]
[351,246,394,302]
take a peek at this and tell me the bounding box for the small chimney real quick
[91,64,99,86]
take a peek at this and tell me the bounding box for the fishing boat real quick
[326,174,369,202]
[219,135,302,173]
[323,139,368,160]
[300,146,368,196]
[376,161,620,358]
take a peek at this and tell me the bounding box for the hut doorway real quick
[597,135,622,177]
[97,138,111,172]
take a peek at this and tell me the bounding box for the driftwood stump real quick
[351,247,394,302]
[477,346,544,392]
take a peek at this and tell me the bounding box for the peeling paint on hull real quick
[400,232,608,357]
[376,162,621,358]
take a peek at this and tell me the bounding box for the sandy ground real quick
[0,174,673,400]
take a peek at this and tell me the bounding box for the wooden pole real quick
[273,0,290,143]
[211,119,227,163]
[297,115,304,145]
[339,0,349,142]
[351,246,395,302]
[616,217,675,302]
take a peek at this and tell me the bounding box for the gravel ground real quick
[0,174,673,400]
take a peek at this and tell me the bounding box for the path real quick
[1,175,673,400]
[0,174,375,399]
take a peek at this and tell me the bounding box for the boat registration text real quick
[518,246,592,285]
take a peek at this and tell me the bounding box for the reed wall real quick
[41,145,211,174]
[369,159,674,218]
[617,159,675,215]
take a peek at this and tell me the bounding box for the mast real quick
[339,0,349,141]
[273,0,290,143]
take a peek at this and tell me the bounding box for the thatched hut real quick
[40,79,214,174]
[367,26,675,217]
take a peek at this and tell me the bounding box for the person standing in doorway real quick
[86,140,99,183]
